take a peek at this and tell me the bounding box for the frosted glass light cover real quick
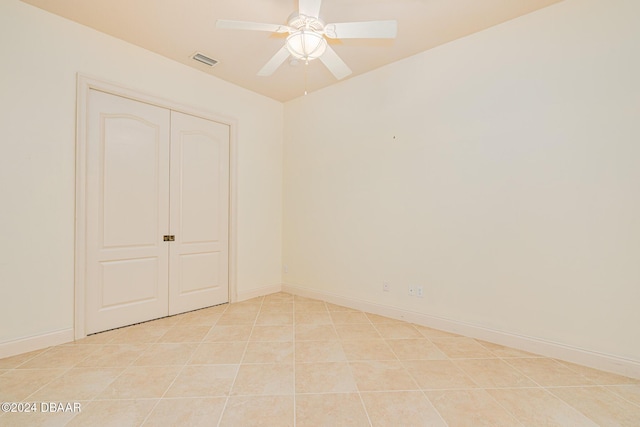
[286,30,327,61]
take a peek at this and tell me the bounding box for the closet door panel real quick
[179,132,220,243]
[169,111,230,315]
[85,89,170,334]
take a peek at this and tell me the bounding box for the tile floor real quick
[1,292,639,426]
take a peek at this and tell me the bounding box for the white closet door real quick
[85,90,171,334]
[169,111,230,315]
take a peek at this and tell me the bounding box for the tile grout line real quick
[415,323,462,427]
[543,382,640,425]
[406,320,453,427]
[476,351,547,426]
[375,318,521,426]
[474,386,527,427]
[216,296,264,427]
[2,346,54,370]
[17,341,114,426]
[292,296,296,427]
[606,386,640,409]
[138,304,231,426]
[542,386,604,425]
[61,318,175,425]
[416,388,450,426]
[487,357,576,427]
[344,306,376,427]
[499,353,640,413]
[19,339,110,403]
[112,319,181,425]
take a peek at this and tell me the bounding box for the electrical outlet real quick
[417,286,424,298]
[382,281,390,292]
[283,264,289,274]
[408,285,415,296]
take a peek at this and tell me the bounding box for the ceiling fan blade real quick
[319,45,352,80]
[299,0,322,18]
[258,45,291,76]
[216,20,291,33]
[324,20,398,39]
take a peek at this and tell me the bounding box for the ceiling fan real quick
[216,0,397,80]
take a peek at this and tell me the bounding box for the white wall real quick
[0,0,282,350]
[283,0,640,366]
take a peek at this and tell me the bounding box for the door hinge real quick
[163,235,175,242]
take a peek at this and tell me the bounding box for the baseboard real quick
[236,284,283,302]
[0,329,74,359]
[282,283,640,379]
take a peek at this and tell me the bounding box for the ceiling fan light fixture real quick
[217,0,396,79]
[286,30,327,62]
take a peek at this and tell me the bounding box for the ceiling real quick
[21,0,563,102]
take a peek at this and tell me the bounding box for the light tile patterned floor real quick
[1,292,639,426]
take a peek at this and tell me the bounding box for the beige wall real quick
[0,1,283,346]
[283,0,640,362]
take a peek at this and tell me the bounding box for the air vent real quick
[192,53,218,67]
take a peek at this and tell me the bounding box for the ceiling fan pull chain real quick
[304,62,309,96]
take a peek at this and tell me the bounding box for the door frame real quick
[74,73,238,340]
